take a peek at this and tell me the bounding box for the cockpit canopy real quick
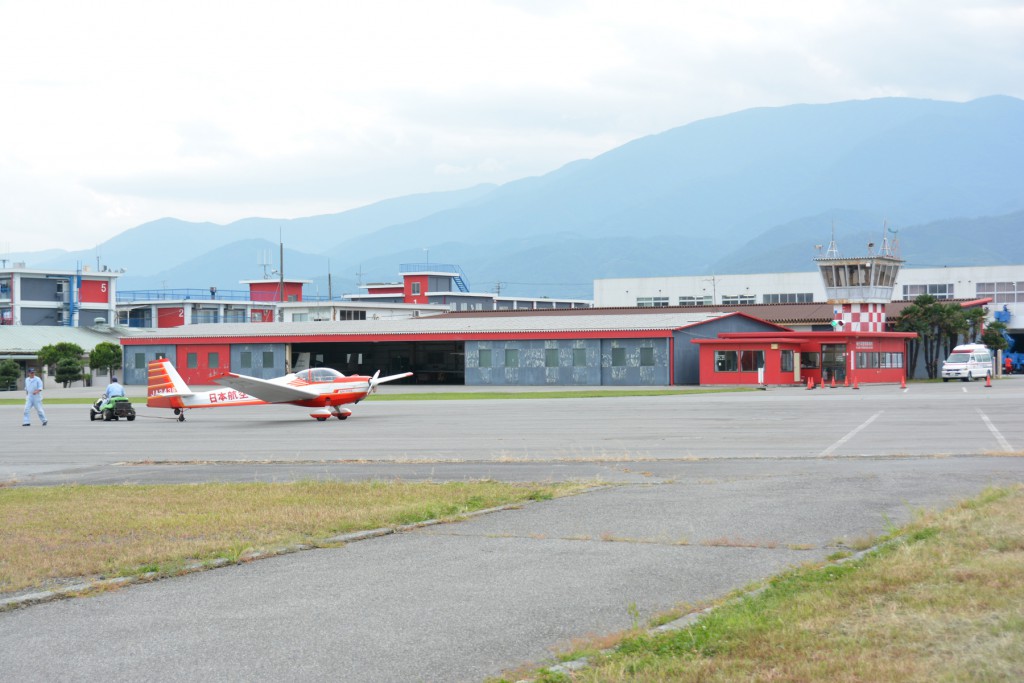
[294,367,345,383]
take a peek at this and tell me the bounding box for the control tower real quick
[814,231,903,332]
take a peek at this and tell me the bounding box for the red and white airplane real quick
[147,358,412,421]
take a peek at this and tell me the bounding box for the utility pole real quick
[703,274,718,305]
[278,228,284,321]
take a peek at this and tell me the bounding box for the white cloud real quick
[1,0,1022,253]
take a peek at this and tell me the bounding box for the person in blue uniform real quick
[23,367,47,426]
[94,376,127,413]
[104,376,126,399]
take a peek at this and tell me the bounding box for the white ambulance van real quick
[941,343,993,382]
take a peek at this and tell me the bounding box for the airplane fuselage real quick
[146,359,412,421]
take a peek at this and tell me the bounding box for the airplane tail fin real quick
[147,358,193,408]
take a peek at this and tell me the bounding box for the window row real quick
[977,282,1024,303]
[901,283,954,300]
[714,350,765,372]
[855,352,904,369]
[478,347,656,368]
[820,262,899,289]
[168,350,277,370]
[762,292,813,304]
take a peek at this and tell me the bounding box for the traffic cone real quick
[843,375,849,387]
[806,377,813,390]
[853,376,860,390]
[985,373,992,388]
[830,376,836,389]
[900,376,906,389]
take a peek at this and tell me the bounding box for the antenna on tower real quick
[355,265,365,287]
[879,222,900,258]
[824,221,840,258]
[258,250,271,278]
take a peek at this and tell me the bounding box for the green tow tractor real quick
[90,396,137,422]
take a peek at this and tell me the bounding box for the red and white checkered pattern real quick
[833,303,887,332]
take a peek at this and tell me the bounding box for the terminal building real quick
[594,262,1024,337]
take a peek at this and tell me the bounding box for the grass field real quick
[498,486,1024,682]
[0,480,586,597]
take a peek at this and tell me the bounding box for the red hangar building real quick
[117,301,939,388]
[117,310,790,387]
[115,244,1000,388]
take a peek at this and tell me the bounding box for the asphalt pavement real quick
[2,379,1024,681]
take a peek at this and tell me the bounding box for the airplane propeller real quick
[367,370,381,394]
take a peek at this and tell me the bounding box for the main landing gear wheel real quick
[177,413,185,422]
[335,414,348,420]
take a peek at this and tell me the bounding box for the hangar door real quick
[290,340,465,384]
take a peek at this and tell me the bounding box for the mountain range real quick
[11,95,1024,299]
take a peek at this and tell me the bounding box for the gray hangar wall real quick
[464,338,670,386]
[122,344,177,386]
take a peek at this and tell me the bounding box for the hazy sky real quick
[2,1,1022,254]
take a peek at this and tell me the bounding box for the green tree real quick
[938,303,969,360]
[893,295,972,379]
[981,320,1010,358]
[893,296,931,379]
[0,359,20,390]
[36,342,87,370]
[964,307,988,343]
[55,357,84,388]
[89,342,123,377]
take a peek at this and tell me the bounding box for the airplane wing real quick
[213,372,320,404]
[368,371,414,393]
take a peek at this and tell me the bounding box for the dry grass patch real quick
[0,480,582,595]
[500,485,1024,683]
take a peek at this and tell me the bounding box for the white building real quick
[595,264,1024,329]
[1,265,121,327]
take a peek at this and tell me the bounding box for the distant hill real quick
[15,96,1024,299]
[715,209,1024,274]
[34,184,496,280]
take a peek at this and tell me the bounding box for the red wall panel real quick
[157,307,185,328]
[404,275,429,304]
[176,344,231,385]
[79,279,111,303]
